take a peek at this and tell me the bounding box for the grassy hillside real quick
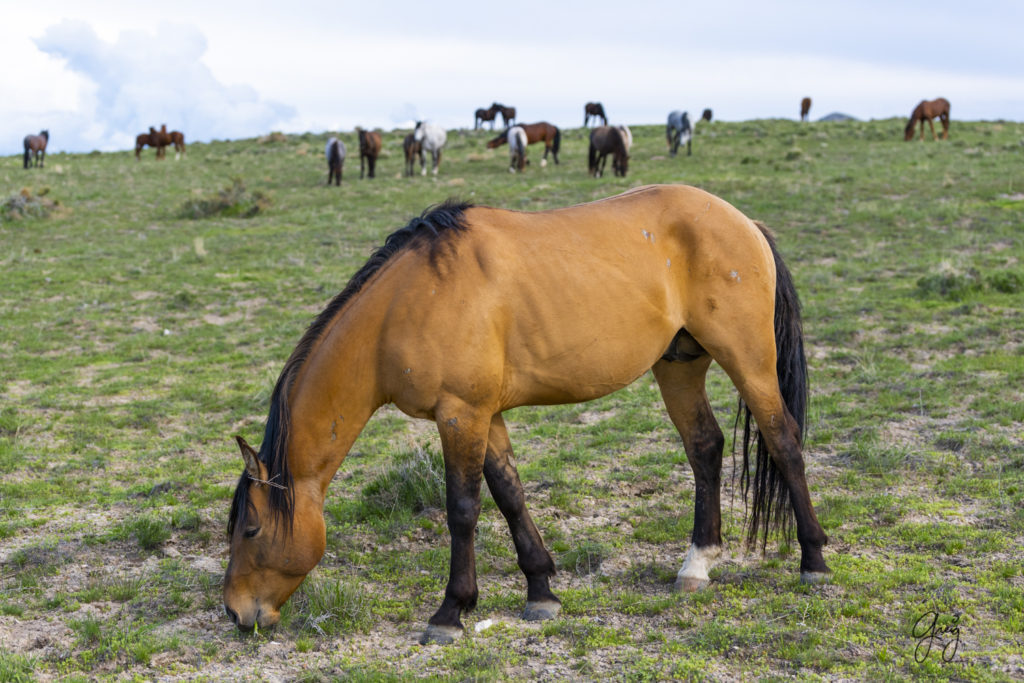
[1,118,1022,681]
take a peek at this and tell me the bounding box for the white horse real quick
[617,124,633,151]
[413,121,447,176]
[507,125,528,173]
[666,111,693,157]
[325,137,346,185]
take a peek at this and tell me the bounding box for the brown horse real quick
[23,130,49,169]
[474,105,499,130]
[357,128,382,179]
[701,109,713,123]
[492,102,516,128]
[584,102,607,127]
[403,133,423,177]
[486,121,561,166]
[153,125,173,159]
[169,131,186,159]
[904,98,950,141]
[222,186,830,644]
[800,97,812,122]
[588,125,629,177]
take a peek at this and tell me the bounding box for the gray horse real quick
[413,121,447,176]
[666,111,693,157]
[325,137,346,185]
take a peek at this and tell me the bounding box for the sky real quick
[3,0,1023,154]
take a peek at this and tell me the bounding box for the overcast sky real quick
[3,0,1023,154]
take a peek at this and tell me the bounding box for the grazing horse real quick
[357,128,382,179]
[222,185,831,645]
[800,97,812,122]
[169,131,186,159]
[584,102,607,127]
[701,108,713,123]
[413,121,447,176]
[325,137,346,185]
[23,130,49,169]
[403,133,423,177]
[667,110,693,157]
[588,125,629,177]
[904,98,950,141]
[492,102,516,128]
[505,126,528,172]
[486,121,561,166]
[474,105,499,130]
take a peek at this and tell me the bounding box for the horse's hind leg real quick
[652,357,724,591]
[483,414,560,620]
[927,117,937,141]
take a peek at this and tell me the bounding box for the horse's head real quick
[903,118,916,141]
[223,437,325,631]
[486,132,507,149]
[41,130,49,141]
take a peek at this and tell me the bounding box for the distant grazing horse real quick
[800,97,812,122]
[486,121,561,166]
[701,109,713,123]
[667,110,693,157]
[169,131,186,159]
[357,128,382,179]
[222,185,830,645]
[904,98,950,141]
[506,126,528,172]
[588,125,628,177]
[492,103,516,128]
[413,121,447,176]
[584,102,607,127]
[23,130,49,169]
[403,133,423,177]
[325,137,346,185]
[474,105,499,130]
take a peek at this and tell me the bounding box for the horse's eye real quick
[243,527,260,539]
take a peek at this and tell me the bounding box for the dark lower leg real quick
[428,474,482,629]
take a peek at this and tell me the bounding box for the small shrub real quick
[291,575,370,636]
[985,270,1023,293]
[559,540,609,575]
[179,178,269,219]
[130,515,171,549]
[358,446,445,519]
[1,187,62,221]
[916,268,983,300]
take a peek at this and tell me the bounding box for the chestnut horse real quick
[357,128,382,179]
[23,130,49,169]
[904,98,950,141]
[486,121,561,166]
[152,125,173,160]
[222,185,830,644]
[588,125,629,177]
[584,101,607,127]
[800,97,812,122]
[134,131,154,160]
[169,131,186,159]
[403,133,423,177]
[701,108,713,123]
[474,105,499,130]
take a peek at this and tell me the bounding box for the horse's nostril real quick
[224,606,239,625]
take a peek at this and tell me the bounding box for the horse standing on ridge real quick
[800,97,812,122]
[169,131,186,159]
[492,103,516,128]
[904,98,950,141]
[584,102,607,127]
[23,130,49,169]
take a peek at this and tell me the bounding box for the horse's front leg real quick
[420,408,490,645]
[432,150,442,176]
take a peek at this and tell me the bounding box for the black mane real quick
[228,199,473,535]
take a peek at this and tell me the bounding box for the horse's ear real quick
[235,435,264,480]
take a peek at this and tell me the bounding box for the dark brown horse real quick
[403,133,423,177]
[152,125,173,159]
[584,102,607,127]
[588,125,628,177]
[800,97,812,122]
[474,105,499,130]
[701,109,713,123]
[222,185,830,644]
[357,128,382,179]
[904,98,950,141]
[169,131,186,159]
[23,130,49,169]
[492,102,516,128]
[486,121,561,166]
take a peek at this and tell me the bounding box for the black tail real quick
[552,127,561,157]
[587,141,598,176]
[738,222,808,550]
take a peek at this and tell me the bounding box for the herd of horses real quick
[135,125,186,161]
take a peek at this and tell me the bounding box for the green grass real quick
[1,117,1022,679]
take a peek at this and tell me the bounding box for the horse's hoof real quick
[800,571,831,585]
[674,576,709,592]
[418,624,462,645]
[522,600,561,621]
[540,159,547,168]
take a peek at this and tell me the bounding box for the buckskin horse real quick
[357,128,382,179]
[904,97,950,141]
[222,185,831,645]
[588,125,629,177]
[23,130,49,169]
[486,121,561,166]
[584,101,607,127]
